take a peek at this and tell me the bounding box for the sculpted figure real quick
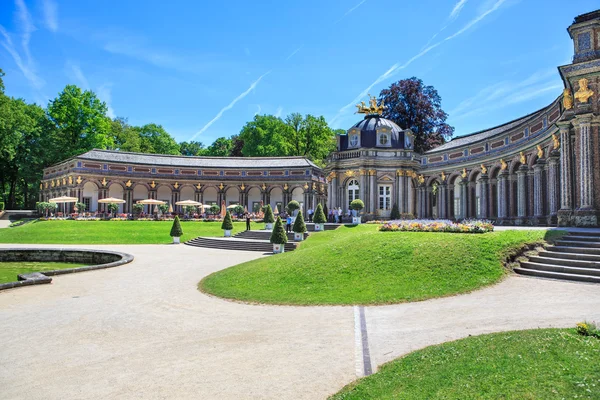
[562,88,573,109]
[480,164,487,174]
[520,151,526,165]
[574,78,594,104]
[552,133,560,150]
[537,145,544,159]
[461,168,467,179]
[500,159,508,170]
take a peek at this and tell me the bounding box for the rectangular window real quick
[378,185,391,210]
[83,197,91,212]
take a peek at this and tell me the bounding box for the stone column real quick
[459,179,468,220]
[369,170,376,214]
[497,170,509,221]
[438,183,447,219]
[125,189,133,214]
[533,160,545,224]
[516,165,528,225]
[359,170,367,207]
[397,172,405,214]
[172,189,180,213]
[331,174,338,209]
[479,175,488,219]
[557,121,573,226]
[574,115,597,226]
[547,152,559,224]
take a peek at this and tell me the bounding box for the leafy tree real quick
[232,205,244,215]
[158,203,169,214]
[209,204,221,215]
[47,84,113,157]
[350,199,364,212]
[379,77,454,153]
[285,113,336,164]
[229,135,244,157]
[75,202,87,212]
[170,216,183,237]
[270,217,288,244]
[292,210,307,233]
[110,117,141,152]
[205,137,233,156]
[107,203,119,214]
[136,123,180,155]
[239,115,291,157]
[263,204,275,224]
[179,141,206,156]
[221,211,233,230]
[287,200,300,215]
[313,203,326,224]
[390,203,400,220]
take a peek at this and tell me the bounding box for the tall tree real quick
[47,85,113,157]
[179,141,206,156]
[379,77,454,153]
[110,117,141,152]
[136,123,180,155]
[229,135,244,157]
[204,137,233,156]
[239,115,291,157]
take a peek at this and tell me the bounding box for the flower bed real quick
[379,219,493,233]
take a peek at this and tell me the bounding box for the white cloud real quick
[66,61,90,89]
[97,84,115,119]
[190,71,271,140]
[285,45,303,61]
[330,0,509,127]
[335,0,368,24]
[42,0,58,32]
[449,0,468,21]
[275,106,283,118]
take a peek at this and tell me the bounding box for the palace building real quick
[41,9,600,226]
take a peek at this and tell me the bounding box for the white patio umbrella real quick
[227,204,240,209]
[137,199,166,216]
[48,196,78,216]
[175,200,201,206]
[98,197,126,216]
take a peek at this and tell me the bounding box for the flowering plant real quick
[379,219,493,233]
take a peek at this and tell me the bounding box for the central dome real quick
[337,115,413,151]
[350,115,403,135]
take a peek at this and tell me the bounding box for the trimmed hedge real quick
[170,216,183,237]
[270,217,288,244]
[263,204,275,224]
[313,203,326,224]
[221,211,233,230]
[292,210,307,233]
[0,202,4,211]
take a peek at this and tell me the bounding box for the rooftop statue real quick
[355,95,386,115]
[563,88,574,109]
[574,78,594,104]
[552,133,560,150]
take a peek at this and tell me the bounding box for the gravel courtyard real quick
[1,243,599,399]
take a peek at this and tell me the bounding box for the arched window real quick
[349,134,359,147]
[348,179,359,208]
[379,133,389,145]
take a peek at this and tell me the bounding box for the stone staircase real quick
[515,231,600,284]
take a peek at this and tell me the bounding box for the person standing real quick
[338,207,343,223]
[332,208,338,224]
[308,208,313,223]
[246,213,251,231]
[286,215,292,233]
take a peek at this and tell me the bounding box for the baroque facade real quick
[325,10,600,227]
[41,10,600,226]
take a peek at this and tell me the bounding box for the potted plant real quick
[313,203,326,231]
[390,203,400,220]
[209,204,220,218]
[170,216,183,244]
[292,209,307,241]
[350,199,365,224]
[221,210,234,237]
[270,216,287,253]
[107,203,119,218]
[158,203,169,216]
[264,204,275,230]
[133,203,144,219]
[286,200,300,217]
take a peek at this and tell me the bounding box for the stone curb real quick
[0,248,134,291]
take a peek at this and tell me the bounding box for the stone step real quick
[234,231,308,240]
[514,266,600,284]
[561,235,600,242]
[530,255,600,268]
[546,245,600,255]
[520,261,600,277]
[556,240,600,248]
[185,237,296,252]
[538,250,600,262]
[567,231,600,238]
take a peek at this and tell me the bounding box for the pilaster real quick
[516,165,528,225]
[547,153,560,225]
[558,121,574,226]
[574,114,597,226]
[479,175,488,219]
[533,160,545,224]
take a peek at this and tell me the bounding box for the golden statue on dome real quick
[355,94,386,115]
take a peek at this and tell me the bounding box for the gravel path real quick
[0,243,599,399]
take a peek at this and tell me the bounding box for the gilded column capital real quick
[359,169,367,176]
[368,169,377,176]
[396,169,404,176]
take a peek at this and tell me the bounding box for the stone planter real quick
[294,232,304,241]
[265,223,273,230]
[224,230,231,237]
[352,216,362,225]
[172,237,180,244]
[272,243,285,254]
[314,223,325,231]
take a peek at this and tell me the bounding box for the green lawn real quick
[200,225,562,305]
[0,261,86,284]
[0,220,247,244]
[330,329,600,399]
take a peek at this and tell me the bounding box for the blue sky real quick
[0,0,597,146]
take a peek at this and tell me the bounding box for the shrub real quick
[233,205,244,215]
[379,219,494,233]
[264,204,275,224]
[170,216,183,237]
[221,211,234,230]
[270,217,288,244]
[287,200,300,214]
[133,203,144,215]
[158,203,169,214]
[0,201,4,211]
[292,210,307,233]
[75,202,86,212]
[390,203,400,220]
[576,321,599,338]
[313,203,326,224]
[350,199,365,212]
[253,203,262,213]
[209,204,221,215]
[107,203,119,213]
[323,204,328,219]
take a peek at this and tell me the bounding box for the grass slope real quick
[0,220,246,244]
[330,329,600,399]
[200,225,561,305]
[0,261,86,284]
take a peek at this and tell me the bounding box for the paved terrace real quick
[0,243,599,399]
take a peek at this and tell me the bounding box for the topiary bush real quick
[75,202,87,212]
[209,204,221,215]
[270,216,288,244]
[264,204,275,224]
[107,203,119,213]
[390,203,400,220]
[292,210,307,233]
[287,200,300,214]
[133,203,144,216]
[170,216,183,237]
[221,210,234,230]
[313,203,326,224]
[350,199,364,212]
[0,201,4,211]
